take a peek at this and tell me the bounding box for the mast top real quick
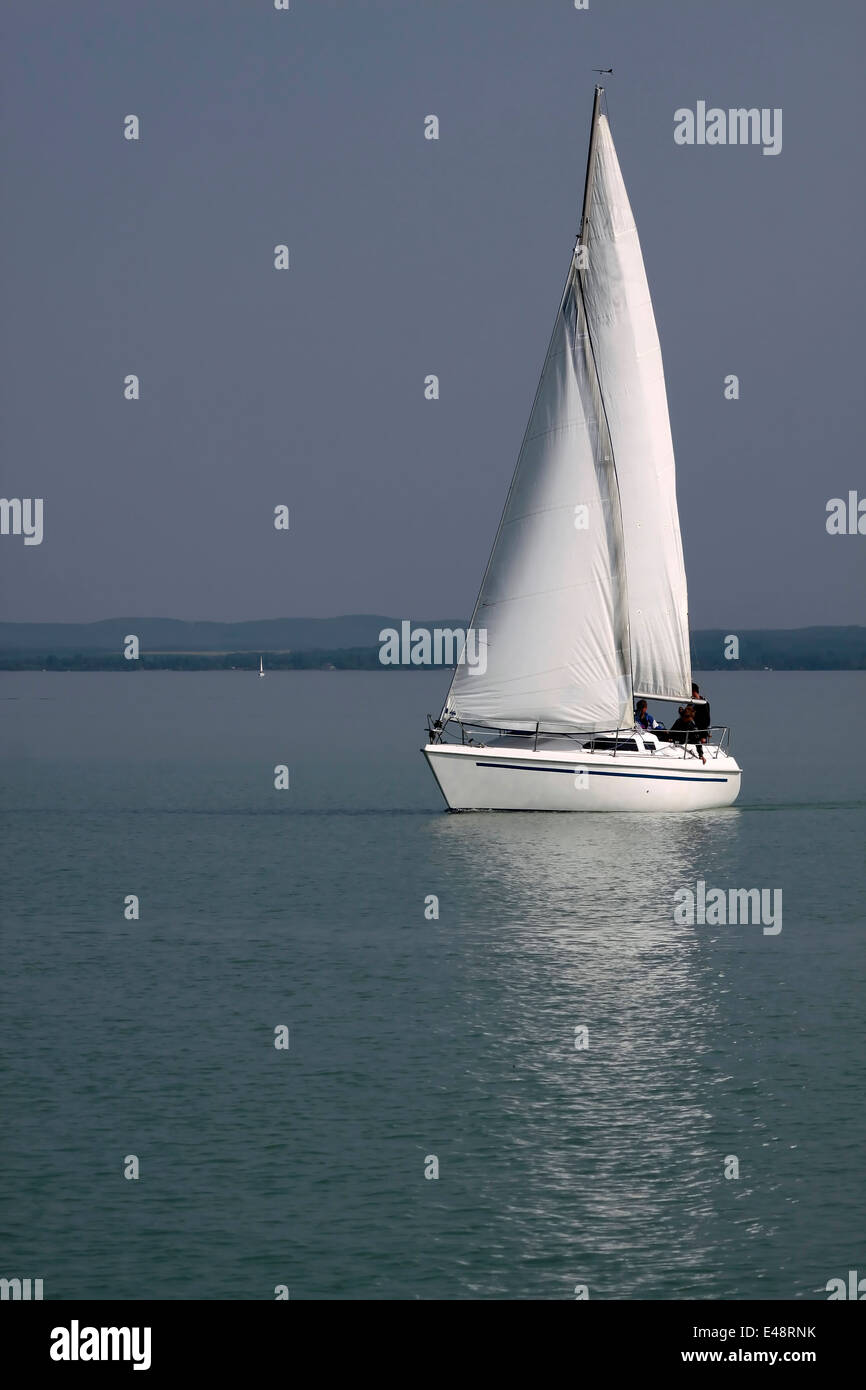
[592,69,612,99]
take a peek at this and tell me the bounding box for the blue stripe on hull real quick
[474,761,729,785]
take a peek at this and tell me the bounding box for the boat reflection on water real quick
[430,806,742,940]
[425,808,768,1299]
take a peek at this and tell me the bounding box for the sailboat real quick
[258,655,265,679]
[423,87,741,813]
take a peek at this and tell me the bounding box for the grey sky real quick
[2,0,863,627]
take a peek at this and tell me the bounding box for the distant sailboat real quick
[423,87,741,812]
[259,656,265,679]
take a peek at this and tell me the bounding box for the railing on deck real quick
[426,716,731,760]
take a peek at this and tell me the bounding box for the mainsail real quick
[581,113,691,701]
[445,89,691,732]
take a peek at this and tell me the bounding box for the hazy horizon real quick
[2,612,865,634]
[2,601,864,629]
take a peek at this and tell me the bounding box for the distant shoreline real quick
[1,651,864,674]
[1,620,864,671]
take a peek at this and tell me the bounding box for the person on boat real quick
[691,682,711,744]
[634,699,663,732]
[669,704,705,763]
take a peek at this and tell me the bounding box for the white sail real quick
[581,116,692,700]
[444,93,691,733]
[444,267,632,733]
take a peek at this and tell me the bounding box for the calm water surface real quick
[1,670,864,1299]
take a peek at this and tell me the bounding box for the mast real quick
[577,85,604,250]
[575,86,635,721]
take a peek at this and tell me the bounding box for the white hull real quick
[423,740,741,813]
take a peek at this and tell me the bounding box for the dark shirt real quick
[693,698,711,731]
[670,716,700,744]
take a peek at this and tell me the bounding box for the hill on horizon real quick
[0,618,865,670]
[0,615,465,653]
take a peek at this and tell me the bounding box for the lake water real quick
[1,669,864,1300]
